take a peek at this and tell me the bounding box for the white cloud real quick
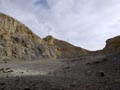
[0,0,120,50]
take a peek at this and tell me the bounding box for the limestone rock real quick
[0,13,43,61]
[0,13,90,61]
[103,36,120,53]
[43,35,89,58]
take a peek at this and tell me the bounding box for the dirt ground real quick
[0,55,120,90]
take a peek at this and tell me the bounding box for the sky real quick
[0,0,120,50]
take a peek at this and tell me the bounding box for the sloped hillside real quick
[0,13,44,61]
[0,13,90,61]
[103,36,120,52]
[43,35,89,58]
[91,36,120,55]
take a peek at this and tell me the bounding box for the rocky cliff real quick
[0,13,44,61]
[0,13,89,61]
[43,36,89,58]
[104,36,120,51]
[94,36,120,55]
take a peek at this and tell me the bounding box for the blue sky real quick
[0,0,120,50]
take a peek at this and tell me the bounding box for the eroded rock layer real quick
[0,13,90,60]
[0,13,44,61]
[43,36,89,58]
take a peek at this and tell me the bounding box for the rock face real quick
[0,13,89,61]
[0,13,43,61]
[103,36,120,53]
[92,36,120,55]
[43,36,89,58]
[2,13,120,60]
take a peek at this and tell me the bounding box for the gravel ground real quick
[0,55,119,90]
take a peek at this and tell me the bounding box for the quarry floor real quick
[0,55,119,90]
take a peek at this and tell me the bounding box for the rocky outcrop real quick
[104,36,120,50]
[1,13,120,61]
[43,35,89,58]
[0,13,90,61]
[92,36,120,55]
[101,36,120,54]
[0,13,44,61]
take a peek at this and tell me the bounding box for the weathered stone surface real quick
[0,13,44,61]
[43,35,89,58]
[103,36,120,53]
[92,36,120,55]
[0,13,90,61]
